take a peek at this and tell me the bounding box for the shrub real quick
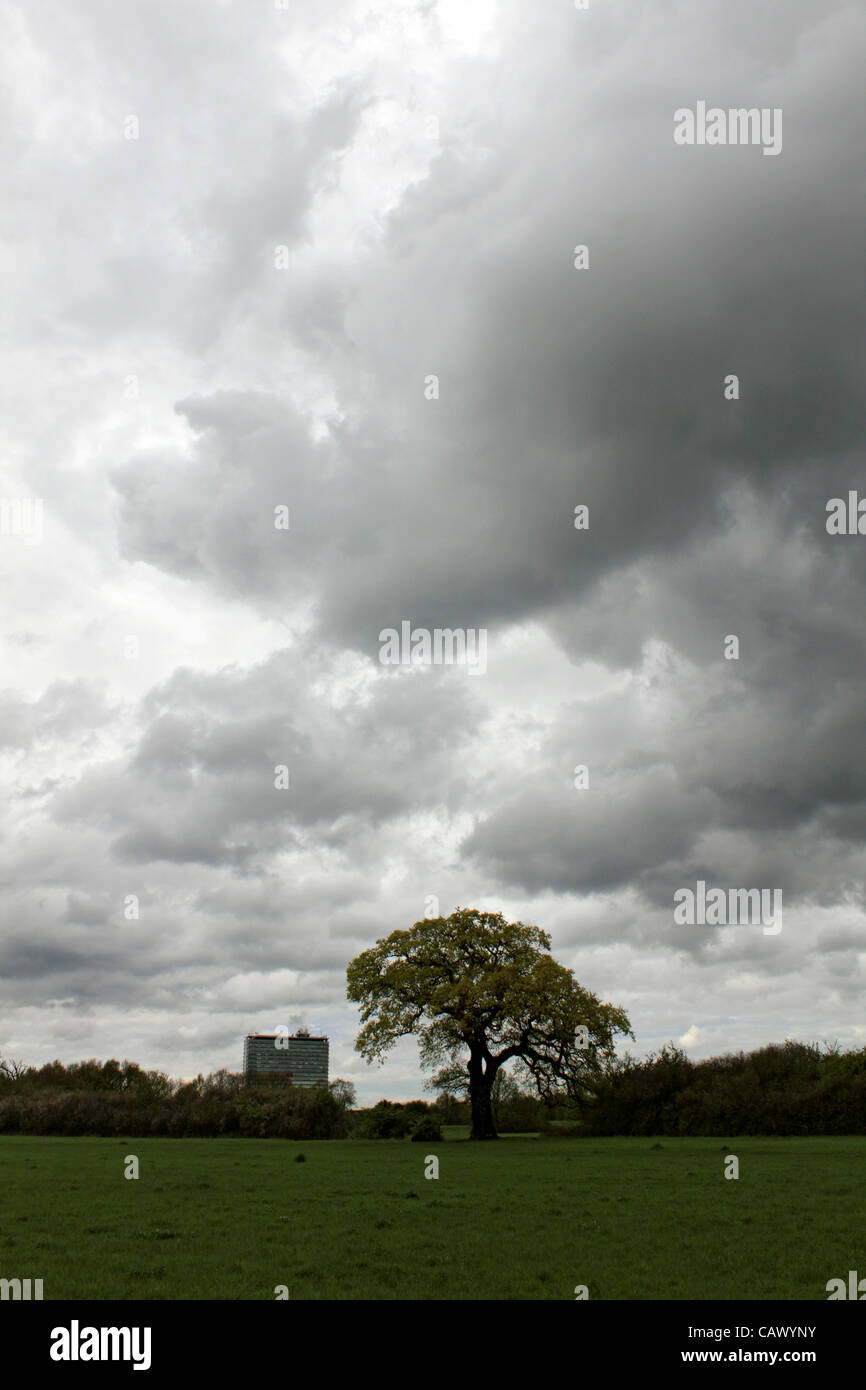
[356,1103,414,1139]
[410,1114,443,1142]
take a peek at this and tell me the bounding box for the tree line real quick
[3,1041,864,1137]
[0,1061,355,1139]
[579,1040,866,1136]
[0,1055,555,1139]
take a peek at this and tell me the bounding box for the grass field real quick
[1,1131,864,1300]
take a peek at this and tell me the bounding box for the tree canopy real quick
[346,907,633,1138]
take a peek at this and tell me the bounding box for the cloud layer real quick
[1,0,864,1099]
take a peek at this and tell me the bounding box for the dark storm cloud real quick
[462,553,866,914]
[0,944,105,981]
[110,0,866,668]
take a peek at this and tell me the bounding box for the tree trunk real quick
[468,1048,498,1140]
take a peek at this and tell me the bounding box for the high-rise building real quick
[243,1029,329,1086]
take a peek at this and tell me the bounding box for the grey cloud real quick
[49,645,485,866]
[2,0,865,1091]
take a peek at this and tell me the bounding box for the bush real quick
[410,1114,442,1142]
[356,1103,414,1139]
[496,1092,545,1133]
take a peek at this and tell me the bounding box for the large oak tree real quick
[346,907,633,1139]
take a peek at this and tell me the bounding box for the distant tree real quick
[432,1090,463,1124]
[347,907,632,1140]
[0,1056,26,1081]
[201,1069,244,1096]
[491,1068,519,1124]
[329,1078,357,1108]
[100,1059,125,1090]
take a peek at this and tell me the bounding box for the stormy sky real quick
[1,0,864,1102]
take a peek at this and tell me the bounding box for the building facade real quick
[243,1030,329,1086]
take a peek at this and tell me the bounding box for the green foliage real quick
[410,1113,443,1142]
[348,909,631,1082]
[356,1101,415,1139]
[581,1040,866,1136]
[0,1068,350,1140]
[495,1090,545,1133]
[0,1057,173,1098]
[818,1044,866,1080]
[433,1091,465,1124]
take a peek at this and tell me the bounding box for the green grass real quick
[1,1134,864,1299]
